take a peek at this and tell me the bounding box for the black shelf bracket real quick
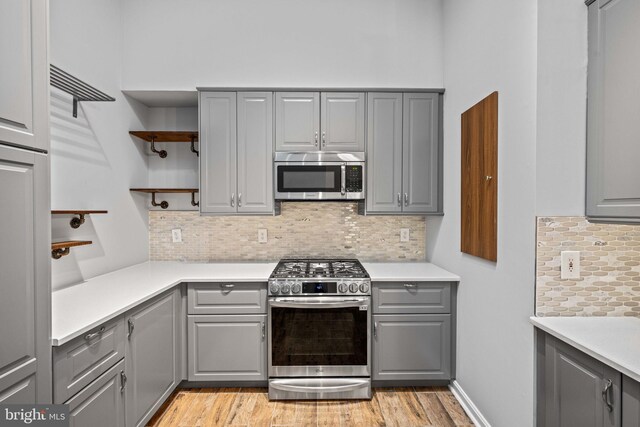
[191,191,199,207]
[190,135,199,157]
[50,65,115,118]
[51,248,70,259]
[150,136,168,158]
[151,193,169,209]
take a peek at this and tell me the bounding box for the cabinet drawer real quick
[187,283,267,314]
[372,282,451,314]
[53,317,125,404]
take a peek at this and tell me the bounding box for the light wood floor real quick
[147,387,474,427]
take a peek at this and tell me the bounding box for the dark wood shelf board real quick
[130,188,198,194]
[51,210,108,215]
[129,131,198,142]
[51,240,93,251]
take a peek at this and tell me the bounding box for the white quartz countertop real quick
[362,262,460,282]
[52,261,459,346]
[530,316,640,383]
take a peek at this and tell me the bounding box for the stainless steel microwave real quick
[274,152,365,200]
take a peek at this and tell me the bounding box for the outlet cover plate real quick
[400,229,410,242]
[561,251,580,280]
[258,229,268,243]
[171,228,182,243]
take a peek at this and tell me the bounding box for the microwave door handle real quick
[341,164,346,196]
[270,299,366,309]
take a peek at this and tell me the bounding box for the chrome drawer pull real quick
[220,284,235,290]
[403,283,417,288]
[602,379,613,412]
[120,371,127,394]
[127,319,134,339]
[261,322,266,339]
[84,326,106,341]
[374,322,378,338]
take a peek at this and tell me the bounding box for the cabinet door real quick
[275,92,319,152]
[188,315,267,382]
[66,360,125,427]
[622,376,640,427]
[321,92,365,151]
[544,335,621,427]
[373,314,451,381]
[402,93,441,214]
[366,93,403,213]
[0,147,40,403]
[586,0,640,221]
[0,0,49,152]
[199,92,237,213]
[125,290,181,427]
[237,92,274,214]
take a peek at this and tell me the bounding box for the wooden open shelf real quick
[52,210,108,229]
[130,131,199,158]
[130,188,199,209]
[51,240,92,259]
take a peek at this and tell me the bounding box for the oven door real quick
[268,296,371,377]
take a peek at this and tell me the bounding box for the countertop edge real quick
[530,317,640,383]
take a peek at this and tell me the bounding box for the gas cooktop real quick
[270,258,369,279]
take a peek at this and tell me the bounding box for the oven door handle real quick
[269,379,369,394]
[270,298,367,309]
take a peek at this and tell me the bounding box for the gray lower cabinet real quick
[66,360,126,427]
[366,92,442,215]
[373,314,451,381]
[188,282,267,315]
[586,0,640,221]
[623,376,640,427]
[200,91,273,215]
[539,333,622,427]
[125,289,181,427]
[187,315,267,382]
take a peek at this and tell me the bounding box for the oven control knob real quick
[292,283,302,294]
[349,283,359,293]
[359,283,369,293]
[281,283,291,294]
[338,283,349,293]
[269,283,280,294]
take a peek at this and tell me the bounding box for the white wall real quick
[50,0,150,290]
[428,1,538,425]
[121,0,444,89]
[536,0,588,216]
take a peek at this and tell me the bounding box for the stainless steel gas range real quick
[267,259,372,400]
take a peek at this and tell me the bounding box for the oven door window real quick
[271,306,368,366]
[277,166,341,193]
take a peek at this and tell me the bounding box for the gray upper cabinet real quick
[366,93,403,213]
[275,92,320,151]
[403,93,441,213]
[125,289,181,427]
[237,92,274,213]
[200,91,273,215]
[541,334,621,427]
[586,0,640,221]
[0,0,49,153]
[321,92,365,151]
[367,92,442,215]
[200,92,237,214]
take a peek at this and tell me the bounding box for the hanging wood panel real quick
[461,92,498,262]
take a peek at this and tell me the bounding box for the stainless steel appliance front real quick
[268,296,371,400]
[274,152,365,201]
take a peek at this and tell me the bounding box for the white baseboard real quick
[449,380,491,427]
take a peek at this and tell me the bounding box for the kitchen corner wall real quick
[536,217,640,317]
[149,203,425,262]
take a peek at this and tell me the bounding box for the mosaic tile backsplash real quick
[149,202,426,262]
[536,216,640,317]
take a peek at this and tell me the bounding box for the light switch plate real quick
[400,229,410,242]
[171,228,182,243]
[561,251,580,279]
[258,229,268,243]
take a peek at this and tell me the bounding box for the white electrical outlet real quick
[400,229,410,242]
[561,251,580,279]
[258,229,268,243]
[171,228,182,243]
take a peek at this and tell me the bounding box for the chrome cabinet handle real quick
[404,193,409,206]
[404,283,417,289]
[397,193,401,207]
[602,379,613,412]
[84,326,106,341]
[120,371,127,394]
[261,322,266,339]
[341,164,346,195]
[231,193,235,207]
[127,319,134,339]
[322,132,326,147]
[238,193,242,207]
[315,131,318,147]
[220,283,235,291]
[374,322,378,338]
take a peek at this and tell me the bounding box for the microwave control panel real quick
[345,166,363,192]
